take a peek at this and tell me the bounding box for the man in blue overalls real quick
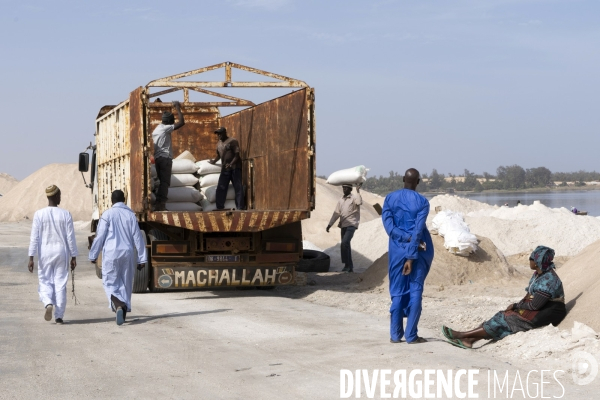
[382,168,434,344]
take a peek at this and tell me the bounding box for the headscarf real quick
[45,185,59,197]
[530,246,555,272]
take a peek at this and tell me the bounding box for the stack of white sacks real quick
[430,210,478,256]
[151,150,203,211]
[196,159,237,211]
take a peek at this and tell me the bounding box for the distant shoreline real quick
[424,186,600,196]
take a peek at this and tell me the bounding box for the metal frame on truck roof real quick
[145,61,309,106]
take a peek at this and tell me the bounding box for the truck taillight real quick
[265,242,297,252]
[153,242,189,255]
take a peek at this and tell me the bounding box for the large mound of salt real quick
[0,172,19,196]
[558,239,600,332]
[0,164,92,222]
[358,233,514,290]
[430,195,600,257]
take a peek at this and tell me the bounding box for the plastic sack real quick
[171,159,199,174]
[203,185,235,203]
[326,165,368,186]
[170,174,199,187]
[168,186,204,203]
[200,199,236,212]
[199,173,220,188]
[431,210,478,256]
[175,150,196,163]
[165,202,202,212]
[196,159,222,175]
[150,164,157,178]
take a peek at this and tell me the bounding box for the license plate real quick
[206,255,240,263]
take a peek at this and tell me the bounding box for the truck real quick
[78,62,324,293]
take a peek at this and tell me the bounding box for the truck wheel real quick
[132,230,150,293]
[95,252,103,279]
[296,250,330,273]
[148,229,169,292]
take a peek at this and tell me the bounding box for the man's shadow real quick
[65,308,230,325]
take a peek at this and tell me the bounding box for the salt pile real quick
[430,195,600,257]
[558,239,600,332]
[324,218,388,272]
[0,164,91,222]
[0,173,18,195]
[429,194,497,215]
[477,322,600,373]
[358,233,513,289]
[302,241,323,252]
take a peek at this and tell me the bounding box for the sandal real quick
[441,325,454,340]
[446,338,471,350]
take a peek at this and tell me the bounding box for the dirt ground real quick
[1,221,597,399]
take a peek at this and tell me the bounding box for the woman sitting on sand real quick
[442,246,566,349]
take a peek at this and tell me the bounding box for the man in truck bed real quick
[209,127,245,210]
[152,101,185,211]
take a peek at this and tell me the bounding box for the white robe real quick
[28,207,78,319]
[88,203,147,312]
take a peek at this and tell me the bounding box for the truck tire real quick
[95,252,102,279]
[147,229,169,292]
[296,250,330,273]
[132,230,150,294]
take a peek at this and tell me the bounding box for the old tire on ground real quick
[148,229,169,292]
[296,250,330,273]
[95,252,102,279]
[132,230,149,293]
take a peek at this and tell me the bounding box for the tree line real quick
[357,166,600,195]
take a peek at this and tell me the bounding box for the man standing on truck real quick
[28,185,78,324]
[382,168,434,344]
[326,184,362,273]
[152,100,185,211]
[89,190,147,326]
[209,127,245,210]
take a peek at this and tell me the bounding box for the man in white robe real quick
[28,185,78,324]
[89,190,147,325]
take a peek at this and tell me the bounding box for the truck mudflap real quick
[153,265,295,290]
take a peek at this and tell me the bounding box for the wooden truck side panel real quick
[95,99,132,215]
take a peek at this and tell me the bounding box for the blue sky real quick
[1,0,599,180]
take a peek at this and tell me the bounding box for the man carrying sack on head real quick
[28,185,78,324]
[151,101,186,211]
[326,183,363,273]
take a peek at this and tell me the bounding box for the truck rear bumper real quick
[152,265,295,290]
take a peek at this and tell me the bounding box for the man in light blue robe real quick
[89,190,147,325]
[382,168,434,344]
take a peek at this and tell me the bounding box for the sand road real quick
[0,222,595,399]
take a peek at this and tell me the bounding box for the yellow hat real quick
[45,185,60,197]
